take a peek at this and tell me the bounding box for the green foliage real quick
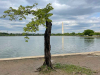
[0,32,9,36]
[83,29,94,36]
[93,32,100,36]
[1,32,100,36]
[1,3,54,41]
[0,32,44,36]
[64,33,70,35]
[1,3,53,28]
[77,33,84,36]
[70,32,75,35]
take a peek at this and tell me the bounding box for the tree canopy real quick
[0,3,54,41]
[83,29,94,36]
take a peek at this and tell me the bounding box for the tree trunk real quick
[44,20,53,68]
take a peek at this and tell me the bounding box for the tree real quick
[71,32,75,36]
[83,29,94,36]
[77,33,84,36]
[94,32,100,36]
[1,3,54,69]
[64,33,70,36]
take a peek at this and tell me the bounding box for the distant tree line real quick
[0,29,100,36]
[52,29,100,36]
[0,32,44,36]
[51,32,84,36]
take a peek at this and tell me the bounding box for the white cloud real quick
[8,31,23,33]
[13,25,25,27]
[0,24,13,28]
[0,1,17,9]
[72,15,89,19]
[77,19,100,24]
[0,0,100,33]
[39,26,45,30]
[65,23,78,26]
[0,19,26,28]
[64,27,70,29]
[87,20,100,23]
[52,1,70,10]
[53,20,78,26]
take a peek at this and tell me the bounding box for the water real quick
[0,36,100,58]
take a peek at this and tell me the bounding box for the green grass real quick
[40,63,96,75]
[54,63,95,75]
[39,65,54,73]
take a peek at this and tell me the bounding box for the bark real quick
[44,20,53,68]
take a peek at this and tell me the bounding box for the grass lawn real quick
[39,63,96,75]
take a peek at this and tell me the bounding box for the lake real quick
[0,36,100,58]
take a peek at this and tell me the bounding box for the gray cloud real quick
[0,0,100,33]
[26,0,48,8]
[85,0,100,6]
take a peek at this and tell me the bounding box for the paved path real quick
[0,51,100,75]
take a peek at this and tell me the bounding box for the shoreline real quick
[0,51,100,61]
[0,51,100,75]
[79,36,100,38]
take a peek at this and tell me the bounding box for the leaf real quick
[24,36,29,39]
[22,32,26,36]
[19,18,22,20]
[25,40,28,42]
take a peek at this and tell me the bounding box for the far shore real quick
[79,36,100,38]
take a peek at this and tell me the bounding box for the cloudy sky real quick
[0,0,100,33]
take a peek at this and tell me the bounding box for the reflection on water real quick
[84,37,94,44]
[81,37,95,48]
[84,37,94,39]
[0,36,100,58]
[62,36,64,50]
[84,38,94,47]
[83,37,95,52]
